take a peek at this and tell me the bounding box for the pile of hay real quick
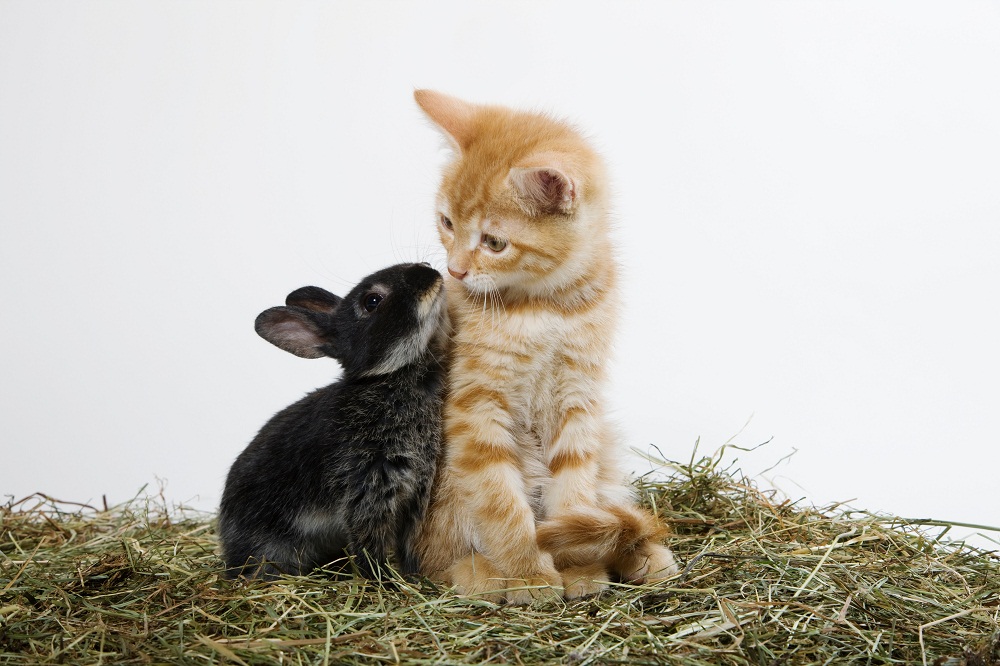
[2,448,998,665]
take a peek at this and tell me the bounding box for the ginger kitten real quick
[414,90,678,603]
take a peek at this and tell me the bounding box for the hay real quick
[2,447,998,665]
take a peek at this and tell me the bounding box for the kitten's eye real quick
[363,293,383,312]
[482,234,507,252]
[439,214,453,231]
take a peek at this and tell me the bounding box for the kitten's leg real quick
[413,478,463,576]
[544,401,604,513]
[539,400,613,596]
[540,417,680,589]
[444,391,562,602]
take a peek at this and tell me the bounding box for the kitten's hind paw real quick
[615,541,680,584]
[560,563,610,600]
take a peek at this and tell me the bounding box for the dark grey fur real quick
[219,263,447,580]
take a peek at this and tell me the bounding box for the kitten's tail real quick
[536,505,669,569]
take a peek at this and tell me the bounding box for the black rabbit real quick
[219,263,448,580]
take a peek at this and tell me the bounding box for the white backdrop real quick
[2,2,997,548]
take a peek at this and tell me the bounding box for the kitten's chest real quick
[459,303,590,418]
[502,308,568,347]
[463,305,568,363]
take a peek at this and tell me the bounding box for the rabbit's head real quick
[255,263,446,376]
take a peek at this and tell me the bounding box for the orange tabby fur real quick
[414,90,678,603]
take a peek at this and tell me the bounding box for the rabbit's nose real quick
[418,262,432,268]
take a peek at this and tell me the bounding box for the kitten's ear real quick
[255,307,339,359]
[414,89,477,152]
[285,286,342,314]
[508,166,577,216]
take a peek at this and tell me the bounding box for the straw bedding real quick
[2,447,997,665]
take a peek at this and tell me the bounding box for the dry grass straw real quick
[2,445,998,665]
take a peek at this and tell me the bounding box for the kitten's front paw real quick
[617,542,680,584]
[504,557,564,605]
[447,553,563,605]
[559,563,609,599]
[447,553,507,603]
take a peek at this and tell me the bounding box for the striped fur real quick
[414,91,678,602]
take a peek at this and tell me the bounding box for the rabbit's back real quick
[219,356,443,578]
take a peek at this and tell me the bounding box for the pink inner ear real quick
[537,169,573,205]
[273,320,317,345]
[512,167,576,214]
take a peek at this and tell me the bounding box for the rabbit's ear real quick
[255,307,338,359]
[285,286,342,314]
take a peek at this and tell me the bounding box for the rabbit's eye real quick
[363,293,383,312]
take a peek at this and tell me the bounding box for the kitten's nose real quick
[448,267,467,280]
